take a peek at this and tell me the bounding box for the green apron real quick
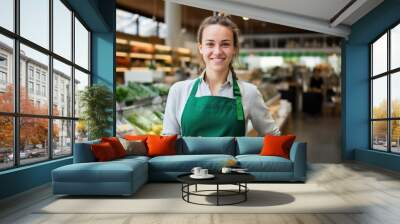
[181,77,246,137]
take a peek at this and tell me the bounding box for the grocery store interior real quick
[1,0,400,223]
[115,1,343,163]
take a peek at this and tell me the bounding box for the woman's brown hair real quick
[196,13,240,71]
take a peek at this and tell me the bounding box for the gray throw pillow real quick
[119,138,147,156]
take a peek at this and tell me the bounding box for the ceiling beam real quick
[166,0,351,37]
[330,0,368,27]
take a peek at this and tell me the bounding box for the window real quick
[20,0,49,49]
[138,16,157,37]
[28,67,34,80]
[0,0,91,170]
[116,9,138,35]
[371,23,400,154]
[0,54,7,67]
[0,35,14,113]
[0,71,6,85]
[35,70,41,81]
[36,83,40,95]
[74,17,89,70]
[0,0,14,32]
[42,85,46,97]
[0,54,7,87]
[53,0,72,60]
[28,81,34,94]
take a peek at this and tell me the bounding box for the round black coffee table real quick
[177,173,255,206]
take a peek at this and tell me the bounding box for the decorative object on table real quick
[225,159,239,168]
[191,167,202,176]
[79,84,113,140]
[190,167,214,179]
[222,167,248,174]
[221,167,232,173]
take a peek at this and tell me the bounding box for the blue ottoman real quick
[52,156,148,196]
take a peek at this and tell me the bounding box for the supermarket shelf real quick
[129,53,153,59]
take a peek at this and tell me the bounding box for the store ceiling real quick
[117,0,383,37]
[166,0,383,37]
[117,0,316,35]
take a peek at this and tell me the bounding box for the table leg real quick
[217,184,219,206]
[245,183,247,201]
[195,184,197,192]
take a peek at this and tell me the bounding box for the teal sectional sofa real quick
[52,137,307,196]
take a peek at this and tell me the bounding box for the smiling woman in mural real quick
[162,14,280,137]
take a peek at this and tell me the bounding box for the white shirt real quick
[162,71,281,136]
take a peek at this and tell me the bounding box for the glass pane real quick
[74,69,89,118]
[159,23,167,39]
[0,35,14,112]
[20,117,49,165]
[391,120,400,153]
[0,0,14,31]
[75,120,88,143]
[139,16,157,37]
[20,44,49,115]
[53,59,72,117]
[391,24,400,70]
[116,9,138,35]
[53,119,72,157]
[0,116,14,170]
[20,0,49,49]
[372,77,387,119]
[372,121,388,151]
[372,33,387,76]
[74,18,89,70]
[391,72,400,118]
[53,0,72,60]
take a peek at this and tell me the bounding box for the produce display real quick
[118,82,169,105]
[116,82,169,137]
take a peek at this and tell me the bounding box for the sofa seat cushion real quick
[149,154,235,172]
[236,155,293,172]
[53,159,147,183]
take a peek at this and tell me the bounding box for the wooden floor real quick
[1,162,400,224]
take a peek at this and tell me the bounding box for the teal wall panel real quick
[344,0,400,171]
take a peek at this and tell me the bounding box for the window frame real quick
[0,0,92,171]
[370,19,400,154]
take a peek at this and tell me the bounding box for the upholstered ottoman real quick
[52,156,148,196]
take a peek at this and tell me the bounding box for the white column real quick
[165,1,181,48]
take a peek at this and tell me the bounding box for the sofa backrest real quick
[235,137,263,155]
[73,139,100,163]
[177,137,236,155]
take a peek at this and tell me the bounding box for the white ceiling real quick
[166,0,384,37]
[227,0,352,23]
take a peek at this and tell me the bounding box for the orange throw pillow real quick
[124,135,148,142]
[91,142,117,161]
[260,135,296,159]
[146,135,178,157]
[101,137,127,158]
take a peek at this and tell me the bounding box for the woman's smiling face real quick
[198,24,237,73]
